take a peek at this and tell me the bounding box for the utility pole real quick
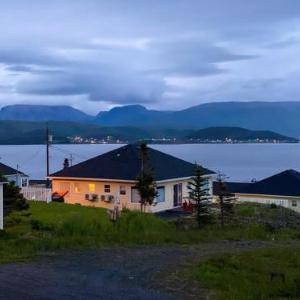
[46,123,50,188]
[70,154,73,167]
[16,164,20,187]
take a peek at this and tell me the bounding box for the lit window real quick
[104,184,111,193]
[89,183,95,193]
[120,185,126,195]
[74,183,80,193]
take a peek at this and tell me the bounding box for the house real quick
[49,144,214,212]
[0,162,29,188]
[213,169,300,213]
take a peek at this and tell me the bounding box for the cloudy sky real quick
[1,0,300,114]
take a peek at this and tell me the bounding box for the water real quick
[0,143,299,182]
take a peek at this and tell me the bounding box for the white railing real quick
[21,187,52,203]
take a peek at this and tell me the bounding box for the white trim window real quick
[21,178,28,187]
[155,186,165,203]
[104,184,111,193]
[131,188,140,203]
[120,185,126,195]
[292,200,297,207]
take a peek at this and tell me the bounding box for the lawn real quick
[191,247,300,300]
[0,202,299,263]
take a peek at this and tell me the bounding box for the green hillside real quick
[187,127,298,142]
[0,121,296,144]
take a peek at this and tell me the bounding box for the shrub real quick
[3,181,29,216]
[30,219,54,231]
[270,203,277,209]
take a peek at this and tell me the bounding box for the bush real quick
[30,219,54,231]
[270,203,277,209]
[3,181,28,216]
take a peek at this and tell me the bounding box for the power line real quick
[50,145,89,161]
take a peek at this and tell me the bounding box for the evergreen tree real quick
[188,164,211,228]
[215,173,236,227]
[135,143,157,212]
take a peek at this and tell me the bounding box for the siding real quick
[52,176,213,212]
[237,194,300,213]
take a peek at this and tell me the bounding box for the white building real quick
[0,162,29,188]
[214,170,300,213]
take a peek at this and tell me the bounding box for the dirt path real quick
[0,241,295,300]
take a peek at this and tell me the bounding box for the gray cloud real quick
[16,63,166,104]
[0,1,299,112]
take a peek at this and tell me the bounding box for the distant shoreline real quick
[0,141,298,146]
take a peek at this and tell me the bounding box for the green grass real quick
[0,202,299,263]
[191,247,300,300]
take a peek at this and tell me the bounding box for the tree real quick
[215,173,236,228]
[0,174,29,217]
[135,143,157,212]
[188,164,212,228]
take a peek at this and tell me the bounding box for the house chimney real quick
[63,158,69,169]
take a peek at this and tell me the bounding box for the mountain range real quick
[0,121,294,145]
[187,127,297,142]
[0,105,92,123]
[1,101,300,137]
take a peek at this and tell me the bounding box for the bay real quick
[0,143,299,182]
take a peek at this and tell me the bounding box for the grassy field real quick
[191,247,300,300]
[0,202,299,263]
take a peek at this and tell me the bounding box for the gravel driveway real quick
[0,241,291,300]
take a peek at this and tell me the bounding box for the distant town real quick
[67,135,299,145]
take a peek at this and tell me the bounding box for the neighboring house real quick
[49,144,215,212]
[213,169,300,213]
[0,162,29,188]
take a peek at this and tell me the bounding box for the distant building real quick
[213,170,300,213]
[29,179,47,187]
[0,162,29,188]
[49,144,215,212]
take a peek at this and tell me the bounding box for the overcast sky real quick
[1,0,300,114]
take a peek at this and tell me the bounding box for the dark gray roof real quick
[239,169,300,197]
[0,162,27,176]
[50,144,214,181]
[213,181,249,195]
[215,169,300,197]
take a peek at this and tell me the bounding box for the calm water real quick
[0,143,299,182]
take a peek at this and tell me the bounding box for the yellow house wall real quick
[51,176,214,213]
[52,179,141,211]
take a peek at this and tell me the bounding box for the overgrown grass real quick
[0,202,299,263]
[191,247,300,299]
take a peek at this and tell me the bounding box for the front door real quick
[173,183,182,207]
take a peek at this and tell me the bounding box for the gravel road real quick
[0,241,291,300]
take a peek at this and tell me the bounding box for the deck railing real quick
[21,187,52,203]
